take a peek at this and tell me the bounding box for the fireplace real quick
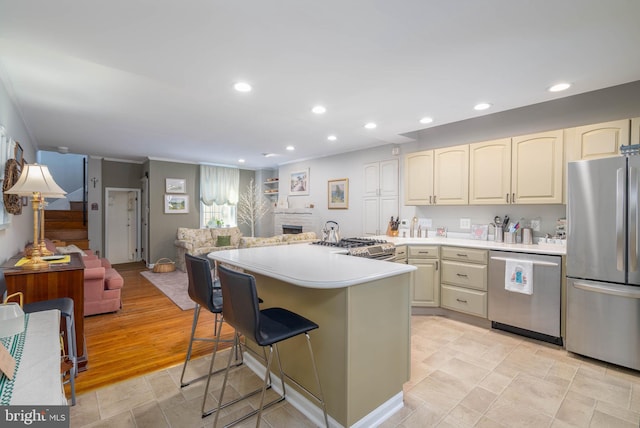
[282,224,303,234]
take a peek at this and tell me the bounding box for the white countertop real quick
[374,235,566,256]
[208,244,416,289]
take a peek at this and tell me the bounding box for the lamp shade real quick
[4,163,67,198]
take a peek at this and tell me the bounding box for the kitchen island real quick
[208,243,416,428]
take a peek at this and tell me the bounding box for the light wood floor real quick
[71,262,235,396]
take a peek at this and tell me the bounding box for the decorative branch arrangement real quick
[237,178,270,237]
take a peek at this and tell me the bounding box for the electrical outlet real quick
[531,219,541,231]
[460,218,471,229]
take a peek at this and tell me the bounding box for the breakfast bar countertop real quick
[208,243,416,289]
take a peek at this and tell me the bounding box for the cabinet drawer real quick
[441,260,487,290]
[441,285,487,318]
[408,245,439,259]
[441,246,487,264]
[395,245,407,258]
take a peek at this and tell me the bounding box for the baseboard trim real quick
[243,352,404,428]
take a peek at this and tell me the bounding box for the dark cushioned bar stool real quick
[0,270,77,406]
[180,254,264,418]
[213,264,329,428]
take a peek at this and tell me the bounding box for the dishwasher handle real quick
[490,256,559,267]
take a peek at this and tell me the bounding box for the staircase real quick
[44,202,90,249]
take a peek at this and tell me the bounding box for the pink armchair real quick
[83,257,124,316]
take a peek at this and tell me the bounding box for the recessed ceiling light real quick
[238,158,245,163]
[364,122,377,129]
[312,105,326,114]
[548,82,571,92]
[286,145,295,151]
[419,117,434,124]
[474,103,492,111]
[234,82,252,92]
[327,135,337,141]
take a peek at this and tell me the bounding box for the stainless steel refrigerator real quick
[566,154,640,371]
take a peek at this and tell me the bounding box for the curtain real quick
[200,165,239,206]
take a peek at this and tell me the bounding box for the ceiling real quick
[1,1,639,169]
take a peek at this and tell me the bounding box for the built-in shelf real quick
[264,178,279,197]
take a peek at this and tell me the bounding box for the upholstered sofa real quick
[83,255,124,316]
[174,227,242,271]
[56,244,125,316]
[174,227,318,271]
[238,232,317,248]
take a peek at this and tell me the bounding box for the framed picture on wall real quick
[165,178,186,193]
[289,169,309,196]
[328,178,348,209]
[164,194,189,213]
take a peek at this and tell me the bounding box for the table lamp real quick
[3,163,66,270]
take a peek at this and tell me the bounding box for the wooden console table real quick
[2,252,88,372]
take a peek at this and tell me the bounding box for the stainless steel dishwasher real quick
[488,250,562,345]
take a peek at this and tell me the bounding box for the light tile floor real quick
[70,315,640,427]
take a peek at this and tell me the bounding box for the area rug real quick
[140,270,195,310]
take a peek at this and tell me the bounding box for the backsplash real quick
[403,204,567,240]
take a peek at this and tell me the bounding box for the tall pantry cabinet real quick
[363,159,398,235]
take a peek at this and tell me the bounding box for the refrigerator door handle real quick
[572,281,640,299]
[617,167,625,271]
[630,166,638,272]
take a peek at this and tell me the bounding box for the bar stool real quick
[180,254,263,418]
[214,264,329,428]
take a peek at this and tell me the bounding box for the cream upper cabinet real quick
[631,117,640,146]
[404,150,434,205]
[469,138,512,205]
[566,119,631,162]
[511,130,564,204]
[433,145,469,205]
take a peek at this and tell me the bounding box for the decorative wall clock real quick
[3,158,22,215]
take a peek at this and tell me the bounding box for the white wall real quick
[0,78,37,263]
[278,145,400,238]
[278,145,565,240]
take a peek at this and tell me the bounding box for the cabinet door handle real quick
[456,273,468,278]
[418,251,430,254]
[429,195,432,204]
[433,195,437,204]
[506,193,510,203]
[456,298,468,303]
[456,253,468,257]
[436,261,439,270]
[512,193,515,203]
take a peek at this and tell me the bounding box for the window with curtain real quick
[200,165,239,228]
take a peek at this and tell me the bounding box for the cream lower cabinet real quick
[408,246,440,307]
[440,246,488,318]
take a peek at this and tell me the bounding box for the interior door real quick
[105,188,141,264]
